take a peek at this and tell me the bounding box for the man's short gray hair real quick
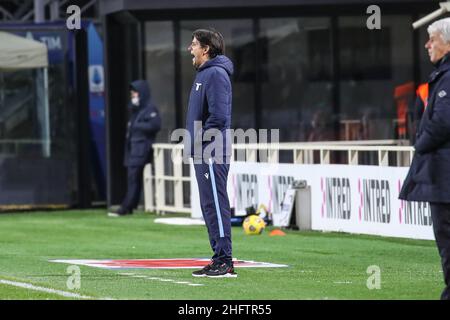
[428,18,450,44]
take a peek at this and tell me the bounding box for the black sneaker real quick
[204,262,237,278]
[107,207,131,217]
[192,260,216,277]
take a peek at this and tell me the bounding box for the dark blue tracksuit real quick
[121,80,161,213]
[185,55,233,264]
[399,53,450,299]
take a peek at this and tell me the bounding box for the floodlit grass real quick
[0,210,443,300]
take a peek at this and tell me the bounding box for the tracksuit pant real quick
[193,158,232,265]
[120,165,145,213]
[430,203,450,300]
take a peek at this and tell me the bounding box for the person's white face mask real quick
[131,96,140,106]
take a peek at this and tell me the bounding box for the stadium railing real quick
[147,140,414,215]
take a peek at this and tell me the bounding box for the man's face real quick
[130,90,140,107]
[188,37,209,68]
[130,90,139,99]
[425,31,450,64]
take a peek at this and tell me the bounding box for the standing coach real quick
[400,18,450,300]
[185,29,236,278]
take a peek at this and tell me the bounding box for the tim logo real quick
[195,83,202,91]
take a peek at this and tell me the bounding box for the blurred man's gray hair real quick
[428,18,450,43]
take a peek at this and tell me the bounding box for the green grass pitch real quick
[0,210,444,300]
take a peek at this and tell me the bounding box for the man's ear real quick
[203,45,210,56]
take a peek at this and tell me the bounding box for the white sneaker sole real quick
[107,212,120,217]
[205,273,238,278]
[191,273,207,278]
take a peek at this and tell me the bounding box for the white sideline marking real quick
[333,281,352,284]
[154,218,205,226]
[0,279,114,300]
[118,273,204,287]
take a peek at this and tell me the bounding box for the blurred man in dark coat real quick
[399,18,450,300]
[108,80,161,217]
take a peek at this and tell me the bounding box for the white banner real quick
[191,162,434,240]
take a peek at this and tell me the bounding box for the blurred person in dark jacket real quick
[108,80,161,217]
[399,18,450,300]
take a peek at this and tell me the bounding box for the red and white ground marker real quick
[50,258,288,269]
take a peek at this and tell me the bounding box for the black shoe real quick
[107,207,130,217]
[192,260,216,277]
[204,262,237,278]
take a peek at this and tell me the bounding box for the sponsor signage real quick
[191,162,434,240]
